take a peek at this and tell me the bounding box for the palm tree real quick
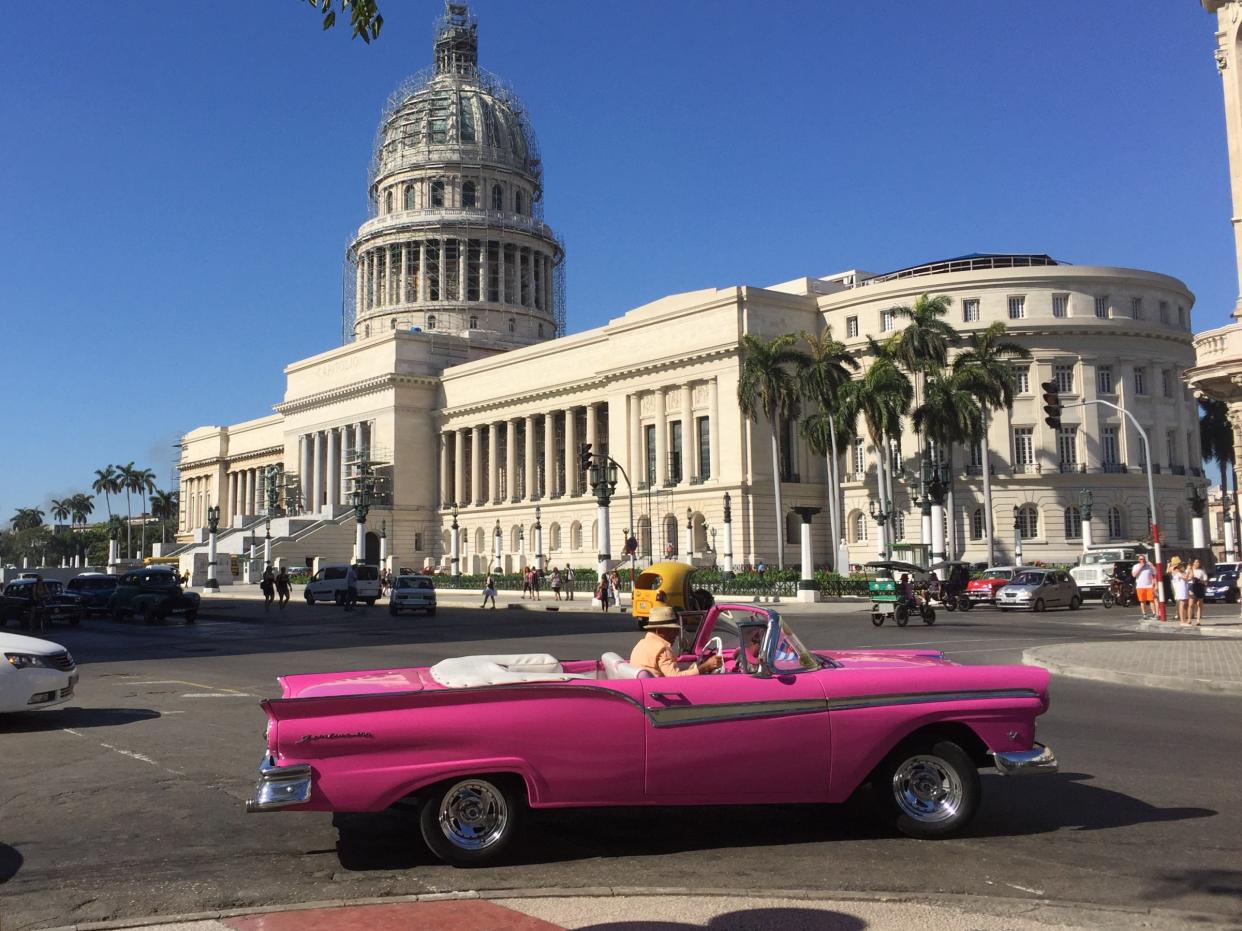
[797,328,859,567]
[953,322,1032,566]
[150,488,179,546]
[913,369,985,562]
[840,338,913,559]
[738,333,809,570]
[70,493,95,531]
[11,507,45,532]
[1200,397,1237,555]
[92,466,120,520]
[50,498,72,527]
[131,467,158,558]
[116,462,139,558]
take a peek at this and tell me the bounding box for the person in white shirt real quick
[1168,556,1189,624]
[1131,555,1156,619]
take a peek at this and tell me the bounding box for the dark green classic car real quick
[108,568,200,624]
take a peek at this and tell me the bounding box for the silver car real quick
[997,569,1081,612]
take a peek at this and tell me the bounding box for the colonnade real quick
[356,238,555,316]
[297,421,372,515]
[180,475,213,531]
[628,380,721,489]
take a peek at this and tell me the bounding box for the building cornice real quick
[180,444,284,472]
[276,372,439,416]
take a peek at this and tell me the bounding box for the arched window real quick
[404,184,416,210]
[1017,504,1039,539]
[431,180,445,208]
[390,318,396,330]
[364,323,371,337]
[570,521,582,551]
[469,315,478,329]
[893,511,906,541]
[514,190,525,214]
[1107,506,1123,540]
[384,190,393,214]
[508,317,516,333]
[426,314,436,330]
[475,528,485,553]
[851,511,868,543]
[492,184,503,210]
[1064,506,1082,540]
[638,516,652,557]
[971,508,985,540]
[550,522,561,551]
[663,515,678,557]
[462,181,477,208]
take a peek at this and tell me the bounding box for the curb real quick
[35,885,1229,931]
[1129,620,1242,639]
[1022,647,1242,696]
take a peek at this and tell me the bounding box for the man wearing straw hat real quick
[630,606,722,677]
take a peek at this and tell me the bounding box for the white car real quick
[1,631,78,712]
[389,574,437,616]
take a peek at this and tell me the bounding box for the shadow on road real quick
[1141,868,1242,906]
[574,910,867,931]
[0,706,160,733]
[0,843,22,883]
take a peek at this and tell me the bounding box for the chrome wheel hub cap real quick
[892,755,962,823]
[438,780,508,850]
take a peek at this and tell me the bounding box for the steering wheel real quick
[704,635,724,673]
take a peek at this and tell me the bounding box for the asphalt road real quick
[2,597,1240,930]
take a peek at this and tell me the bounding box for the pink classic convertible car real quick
[247,604,1056,865]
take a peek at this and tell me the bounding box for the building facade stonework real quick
[174,6,1204,576]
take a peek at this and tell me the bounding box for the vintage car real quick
[108,568,200,624]
[65,573,120,616]
[629,561,714,629]
[389,574,437,616]
[246,603,1057,866]
[965,567,1018,605]
[0,579,83,629]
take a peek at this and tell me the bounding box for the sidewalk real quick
[1024,639,1242,695]
[37,889,1221,931]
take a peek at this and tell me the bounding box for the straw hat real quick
[642,606,681,630]
[1168,556,1183,569]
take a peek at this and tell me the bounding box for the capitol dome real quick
[347,2,564,347]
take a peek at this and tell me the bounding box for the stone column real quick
[326,428,339,510]
[312,431,324,513]
[418,241,428,303]
[439,432,450,506]
[399,241,408,307]
[227,472,237,523]
[454,428,466,506]
[682,384,696,482]
[459,238,468,305]
[708,377,720,482]
[489,422,500,504]
[794,506,822,603]
[654,389,667,486]
[299,435,311,514]
[370,249,380,309]
[524,414,536,499]
[506,419,518,502]
[355,254,364,318]
[245,469,256,519]
[564,406,577,497]
[628,395,641,484]
[544,412,556,497]
[471,425,483,505]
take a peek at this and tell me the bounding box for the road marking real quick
[125,679,251,695]
[1004,882,1045,896]
[180,692,255,698]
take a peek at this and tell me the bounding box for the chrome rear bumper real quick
[245,754,313,812]
[992,742,1058,776]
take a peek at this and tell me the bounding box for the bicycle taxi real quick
[865,560,936,627]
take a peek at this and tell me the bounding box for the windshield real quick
[396,577,433,590]
[1081,549,1134,566]
[1011,571,1046,586]
[770,621,820,674]
[1210,571,1237,582]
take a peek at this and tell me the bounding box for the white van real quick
[304,564,381,606]
[389,574,437,616]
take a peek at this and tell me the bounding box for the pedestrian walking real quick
[1169,556,1190,625]
[260,565,276,613]
[522,568,533,599]
[550,568,563,601]
[596,573,612,612]
[275,567,291,610]
[565,564,575,601]
[532,568,542,601]
[1131,554,1156,619]
[344,563,358,612]
[1189,558,1207,626]
[482,574,497,609]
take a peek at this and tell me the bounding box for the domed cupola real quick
[346,2,564,346]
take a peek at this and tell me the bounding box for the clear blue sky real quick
[0,0,1233,521]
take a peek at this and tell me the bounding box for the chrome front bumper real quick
[245,754,313,812]
[992,742,1058,776]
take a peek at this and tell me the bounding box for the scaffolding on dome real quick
[339,1,566,344]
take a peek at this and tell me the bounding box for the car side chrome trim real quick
[827,688,1041,712]
[648,698,826,728]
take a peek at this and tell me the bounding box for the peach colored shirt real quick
[629,632,699,677]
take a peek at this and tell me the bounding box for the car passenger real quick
[630,606,721,677]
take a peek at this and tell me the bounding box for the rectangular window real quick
[969,438,983,468]
[1134,367,1147,395]
[1095,295,1109,319]
[414,532,424,551]
[503,243,517,304]
[1097,365,1113,394]
[1015,365,1030,394]
[1008,296,1026,319]
[669,421,683,485]
[963,299,980,322]
[1013,428,1034,468]
[1054,363,1074,394]
[644,424,656,485]
[1178,305,1186,327]
[1159,300,1170,324]
[486,241,500,303]
[1052,294,1068,318]
[1162,369,1172,397]
[696,416,710,479]
[880,309,894,332]
[1058,426,1078,466]
[442,239,460,302]
[466,241,481,302]
[852,437,866,475]
[1131,297,1142,318]
[1138,441,1148,469]
[1101,427,1119,465]
[1167,430,1179,466]
[846,316,859,338]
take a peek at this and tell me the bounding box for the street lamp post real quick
[1013,505,1024,565]
[926,457,950,574]
[450,502,461,576]
[205,504,220,590]
[1080,489,1094,552]
[379,519,388,569]
[710,526,717,565]
[493,519,503,573]
[264,465,280,569]
[792,506,822,602]
[588,457,619,579]
[518,524,525,569]
[868,498,892,561]
[722,492,735,578]
[350,465,373,565]
[107,514,123,574]
[1223,489,1237,562]
[533,504,544,572]
[684,507,694,567]
[1187,483,1208,550]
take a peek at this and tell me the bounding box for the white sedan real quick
[1,631,78,712]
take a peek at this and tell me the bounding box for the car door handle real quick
[649,692,685,702]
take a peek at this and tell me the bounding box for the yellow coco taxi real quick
[630,561,715,631]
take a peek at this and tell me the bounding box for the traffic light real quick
[578,442,593,472]
[1041,380,1062,429]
